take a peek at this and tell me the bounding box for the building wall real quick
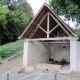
[27,41,50,66]
[23,41,70,66]
[23,41,28,66]
[70,40,78,71]
[78,41,80,71]
[51,43,70,62]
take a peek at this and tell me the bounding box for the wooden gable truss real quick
[18,3,78,42]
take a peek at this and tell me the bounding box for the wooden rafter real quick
[36,28,43,38]
[40,19,47,31]
[29,10,47,38]
[35,8,46,23]
[33,12,47,26]
[49,24,58,33]
[60,25,71,36]
[60,32,65,37]
[51,33,56,37]
[30,25,39,38]
[47,12,49,38]
[32,28,40,38]
[49,13,72,36]
[19,5,47,39]
[39,12,48,25]
[39,26,47,33]
[39,30,46,38]
[33,22,38,26]
[24,24,34,37]
[29,13,48,38]
[57,27,59,37]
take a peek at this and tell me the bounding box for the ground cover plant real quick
[0,40,23,59]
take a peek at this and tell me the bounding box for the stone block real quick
[36,63,62,71]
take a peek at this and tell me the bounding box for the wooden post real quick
[47,12,49,38]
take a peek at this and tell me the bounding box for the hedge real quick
[0,40,23,59]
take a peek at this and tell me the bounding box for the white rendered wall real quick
[27,41,50,66]
[23,41,28,66]
[51,43,70,62]
[78,41,80,71]
[70,40,78,71]
[23,41,70,66]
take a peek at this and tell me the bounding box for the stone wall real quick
[23,40,70,66]
[51,43,70,62]
[27,41,50,66]
[77,41,80,71]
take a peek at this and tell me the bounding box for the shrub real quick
[0,40,23,58]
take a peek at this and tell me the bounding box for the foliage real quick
[0,40,23,58]
[0,1,33,45]
[2,0,27,6]
[49,0,80,23]
[73,29,80,36]
[17,2,33,20]
[0,2,9,29]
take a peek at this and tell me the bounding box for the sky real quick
[27,0,48,14]
[27,0,75,28]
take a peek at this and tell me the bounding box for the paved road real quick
[0,55,80,80]
[0,56,59,80]
[0,55,23,79]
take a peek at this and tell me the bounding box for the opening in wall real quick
[63,46,66,49]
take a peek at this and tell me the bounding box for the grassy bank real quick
[0,40,23,59]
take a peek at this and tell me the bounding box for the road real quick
[0,55,80,80]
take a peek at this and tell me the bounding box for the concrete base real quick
[25,66,34,71]
[22,66,35,73]
[36,63,62,71]
[62,64,70,70]
[59,69,72,74]
[51,43,70,62]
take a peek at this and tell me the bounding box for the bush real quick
[0,40,23,58]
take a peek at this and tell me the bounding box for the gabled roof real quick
[18,3,78,41]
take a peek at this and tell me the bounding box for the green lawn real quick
[0,40,24,59]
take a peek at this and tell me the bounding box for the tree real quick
[0,2,9,44]
[0,0,33,45]
[0,2,9,29]
[17,2,33,21]
[6,9,29,42]
[49,0,80,23]
[7,1,33,35]
[5,1,33,43]
[74,29,80,36]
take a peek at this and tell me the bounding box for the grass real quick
[11,53,22,60]
[0,40,23,59]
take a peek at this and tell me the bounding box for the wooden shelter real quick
[18,3,80,72]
